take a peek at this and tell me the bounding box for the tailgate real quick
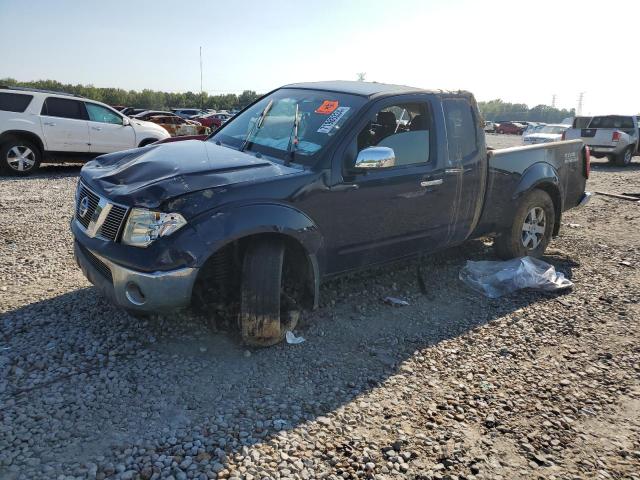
[581,128,615,145]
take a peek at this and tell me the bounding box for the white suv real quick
[0,87,170,175]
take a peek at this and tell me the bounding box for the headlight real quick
[121,208,187,247]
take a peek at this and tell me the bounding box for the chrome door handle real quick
[91,126,102,131]
[420,179,443,187]
[44,122,56,126]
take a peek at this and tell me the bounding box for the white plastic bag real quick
[285,331,305,345]
[459,257,573,298]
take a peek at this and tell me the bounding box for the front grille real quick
[99,205,128,241]
[80,244,113,284]
[76,184,100,228]
[75,182,129,242]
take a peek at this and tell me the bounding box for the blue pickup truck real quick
[72,81,591,345]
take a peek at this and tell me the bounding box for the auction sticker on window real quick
[317,107,350,133]
[315,100,339,114]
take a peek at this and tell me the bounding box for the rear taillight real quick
[584,145,591,178]
[612,131,621,142]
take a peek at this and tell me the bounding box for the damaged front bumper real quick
[74,241,198,312]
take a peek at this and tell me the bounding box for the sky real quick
[0,0,636,115]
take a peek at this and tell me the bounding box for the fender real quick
[512,162,560,201]
[193,202,323,308]
[512,162,563,234]
[0,129,46,153]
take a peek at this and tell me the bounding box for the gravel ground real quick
[1,136,639,480]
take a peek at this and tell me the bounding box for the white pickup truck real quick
[0,87,170,175]
[564,115,638,166]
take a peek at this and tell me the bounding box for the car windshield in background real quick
[589,116,634,129]
[211,89,366,165]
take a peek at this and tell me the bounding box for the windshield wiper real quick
[240,99,273,152]
[284,103,300,166]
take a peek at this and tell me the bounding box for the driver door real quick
[318,95,460,274]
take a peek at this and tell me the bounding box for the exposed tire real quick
[0,137,41,175]
[240,239,298,347]
[614,146,633,166]
[494,189,555,259]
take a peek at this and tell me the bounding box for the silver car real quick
[564,115,638,166]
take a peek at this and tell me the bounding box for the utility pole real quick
[577,92,585,116]
[200,46,203,110]
[551,94,557,108]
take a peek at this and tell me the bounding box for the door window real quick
[41,97,87,120]
[85,103,123,125]
[356,103,431,167]
[443,98,478,163]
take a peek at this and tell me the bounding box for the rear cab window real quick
[41,97,88,120]
[588,116,634,130]
[0,92,34,112]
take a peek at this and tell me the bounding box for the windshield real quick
[211,88,366,165]
[539,125,566,134]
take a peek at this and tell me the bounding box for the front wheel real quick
[240,240,299,346]
[0,138,41,175]
[494,189,555,259]
[614,147,633,166]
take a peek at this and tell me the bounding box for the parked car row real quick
[0,86,170,174]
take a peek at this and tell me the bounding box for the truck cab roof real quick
[282,80,467,99]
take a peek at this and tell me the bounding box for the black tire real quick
[494,189,555,259]
[240,240,290,346]
[614,146,633,166]
[0,137,41,175]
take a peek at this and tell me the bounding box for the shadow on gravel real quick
[0,240,578,473]
[590,158,640,173]
[0,163,82,181]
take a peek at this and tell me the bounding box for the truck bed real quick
[473,139,588,237]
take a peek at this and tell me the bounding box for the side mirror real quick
[354,146,396,169]
[122,117,131,126]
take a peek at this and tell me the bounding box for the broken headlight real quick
[121,208,187,248]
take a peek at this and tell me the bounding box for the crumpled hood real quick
[81,140,297,208]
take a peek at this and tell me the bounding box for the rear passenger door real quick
[441,97,485,244]
[40,97,90,152]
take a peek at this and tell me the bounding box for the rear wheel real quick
[494,189,555,259]
[0,138,41,175]
[240,240,299,346]
[614,146,633,166]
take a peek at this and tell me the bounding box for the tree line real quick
[0,78,261,111]
[478,99,575,124]
[2,78,575,122]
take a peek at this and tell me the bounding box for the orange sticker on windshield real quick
[315,100,339,114]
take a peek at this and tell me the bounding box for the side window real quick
[0,93,33,112]
[85,103,123,125]
[355,102,431,167]
[41,97,87,120]
[443,98,478,164]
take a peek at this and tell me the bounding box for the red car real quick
[496,122,526,135]
[191,112,232,129]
